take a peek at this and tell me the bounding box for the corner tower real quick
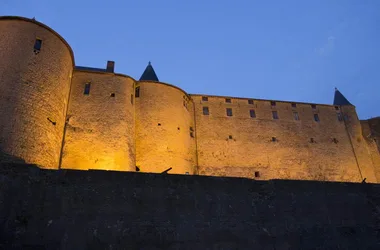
[135,62,197,174]
[334,88,378,182]
[0,16,74,169]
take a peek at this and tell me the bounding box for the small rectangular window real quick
[203,107,209,115]
[291,103,297,108]
[202,96,208,101]
[311,104,317,109]
[226,108,233,116]
[337,112,343,121]
[272,111,279,119]
[314,114,320,122]
[293,112,299,120]
[335,106,339,110]
[190,132,194,138]
[271,101,276,107]
[254,171,260,178]
[225,98,231,103]
[131,94,133,104]
[34,39,42,51]
[250,109,256,118]
[84,82,91,95]
[248,99,254,105]
[135,87,140,97]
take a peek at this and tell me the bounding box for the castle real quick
[0,16,379,183]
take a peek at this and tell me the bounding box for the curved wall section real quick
[0,18,74,168]
[135,81,197,174]
[61,71,136,171]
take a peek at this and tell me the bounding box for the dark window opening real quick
[272,111,279,119]
[177,127,180,130]
[248,99,254,104]
[272,137,277,142]
[311,104,317,109]
[84,83,91,95]
[135,86,140,97]
[136,166,140,172]
[314,114,320,122]
[202,96,208,101]
[271,101,276,106]
[254,171,260,178]
[190,126,194,131]
[131,94,133,104]
[158,123,161,126]
[34,39,42,52]
[110,93,115,97]
[225,98,232,103]
[226,108,233,116]
[190,132,194,138]
[229,135,233,139]
[203,107,209,115]
[291,103,297,108]
[333,138,338,144]
[337,112,343,121]
[310,138,315,143]
[293,112,299,121]
[335,106,339,110]
[250,109,256,118]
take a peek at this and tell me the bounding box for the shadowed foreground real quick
[0,164,379,249]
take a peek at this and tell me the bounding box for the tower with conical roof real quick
[139,62,159,81]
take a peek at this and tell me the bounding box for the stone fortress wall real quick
[0,17,74,169]
[0,16,379,183]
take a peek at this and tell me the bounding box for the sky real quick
[2,0,379,119]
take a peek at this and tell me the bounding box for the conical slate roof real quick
[333,88,352,106]
[139,62,159,81]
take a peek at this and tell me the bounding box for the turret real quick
[139,61,159,81]
[333,88,352,106]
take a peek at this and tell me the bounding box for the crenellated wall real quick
[61,70,136,171]
[135,81,197,174]
[191,95,378,182]
[0,17,74,169]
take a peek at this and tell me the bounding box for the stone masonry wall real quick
[61,71,135,171]
[135,81,197,174]
[0,164,379,249]
[192,95,369,182]
[0,17,74,169]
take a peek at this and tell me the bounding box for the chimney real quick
[106,61,115,73]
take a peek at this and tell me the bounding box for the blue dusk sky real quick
[2,0,379,119]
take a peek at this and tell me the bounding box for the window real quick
[110,93,115,97]
[271,101,276,107]
[135,166,140,172]
[310,138,315,143]
[190,131,194,138]
[311,104,317,109]
[158,123,161,126]
[314,114,320,122]
[84,82,91,95]
[229,135,233,139]
[335,106,339,110]
[135,87,140,97]
[271,137,277,142]
[203,107,209,115]
[131,94,133,104]
[225,98,231,103]
[293,112,299,121]
[337,112,343,121]
[248,99,254,105]
[254,171,260,178]
[272,111,279,119]
[226,108,233,116]
[332,138,338,144]
[190,126,194,132]
[34,39,42,52]
[291,103,297,108]
[250,109,256,118]
[202,96,208,101]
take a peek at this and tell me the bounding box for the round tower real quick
[135,62,197,174]
[0,16,74,169]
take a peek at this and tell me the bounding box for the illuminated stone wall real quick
[0,17,74,169]
[135,81,197,174]
[60,71,135,171]
[192,95,378,182]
